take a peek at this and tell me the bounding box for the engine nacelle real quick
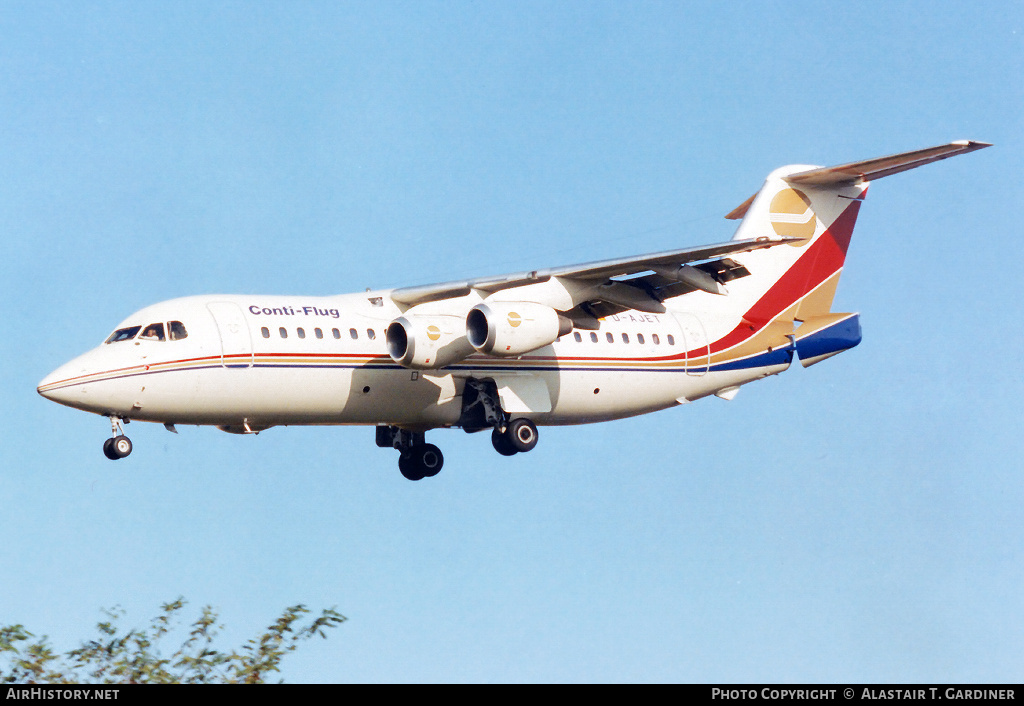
[385,315,473,370]
[466,302,572,357]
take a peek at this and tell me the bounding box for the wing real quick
[389,235,798,309]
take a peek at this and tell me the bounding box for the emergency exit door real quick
[673,312,709,377]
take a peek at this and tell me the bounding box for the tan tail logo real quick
[769,188,816,245]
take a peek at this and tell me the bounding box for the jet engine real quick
[466,302,573,357]
[385,315,474,369]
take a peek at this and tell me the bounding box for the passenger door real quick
[206,302,253,368]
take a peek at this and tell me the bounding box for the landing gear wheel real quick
[417,443,444,478]
[103,435,132,460]
[398,443,445,481]
[491,427,518,456]
[381,427,445,481]
[111,435,133,459]
[506,418,539,453]
[398,451,424,481]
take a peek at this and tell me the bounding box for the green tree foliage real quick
[1,599,346,684]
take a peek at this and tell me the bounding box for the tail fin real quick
[715,141,989,366]
[727,161,865,322]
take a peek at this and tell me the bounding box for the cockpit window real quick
[105,326,141,344]
[168,321,188,341]
[140,323,166,341]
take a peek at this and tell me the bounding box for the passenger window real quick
[652,334,660,345]
[606,332,614,343]
[573,332,582,342]
[332,328,341,339]
[621,333,629,344]
[261,327,270,339]
[140,323,165,341]
[168,321,188,341]
[667,334,675,345]
[105,326,141,344]
[297,327,306,339]
[637,333,645,344]
[590,332,598,342]
[350,328,358,340]
[315,328,323,339]
[367,329,376,340]
[279,327,288,339]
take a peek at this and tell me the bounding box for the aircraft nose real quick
[37,360,88,406]
[38,349,131,416]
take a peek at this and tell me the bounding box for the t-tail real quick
[711,140,990,368]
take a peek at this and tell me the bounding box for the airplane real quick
[38,140,990,480]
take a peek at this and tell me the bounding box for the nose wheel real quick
[102,417,133,460]
[103,435,133,460]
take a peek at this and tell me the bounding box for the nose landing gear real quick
[102,417,133,460]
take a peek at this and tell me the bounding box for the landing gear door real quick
[491,374,553,414]
[206,302,253,368]
[673,312,709,377]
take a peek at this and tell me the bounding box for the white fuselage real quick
[37,292,788,432]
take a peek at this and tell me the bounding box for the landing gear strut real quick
[103,417,133,460]
[377,426,444,481]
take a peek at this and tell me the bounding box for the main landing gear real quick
[377,378,544,481]
[377,417,540,482]
[102,417,133,460]
[462,377,539,458]
[376,426,444,481]
[491,418,539,457]
[400,443,444,481]
[464,377,540,459]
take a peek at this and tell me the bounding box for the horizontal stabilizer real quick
[785,141,991,186]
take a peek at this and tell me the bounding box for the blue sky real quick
[2,1,1022,683]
